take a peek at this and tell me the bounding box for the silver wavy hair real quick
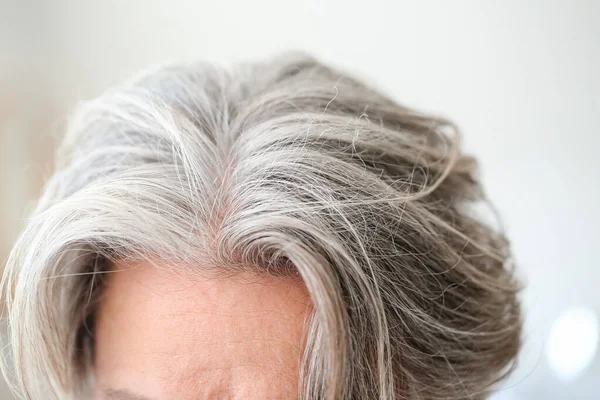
[1,53,521,399]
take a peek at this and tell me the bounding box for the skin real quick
[94,261,312,400]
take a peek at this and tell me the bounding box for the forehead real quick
[94,261,312,399]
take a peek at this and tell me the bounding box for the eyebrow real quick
[103,388,158,400]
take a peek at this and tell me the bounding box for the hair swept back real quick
[1,52,521,399]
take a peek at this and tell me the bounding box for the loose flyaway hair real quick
[1,53,521,399]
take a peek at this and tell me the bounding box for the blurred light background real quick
[1,0,599,398]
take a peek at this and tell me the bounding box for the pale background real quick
[1,0,599,399]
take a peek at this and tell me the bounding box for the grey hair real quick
[1,53,521,399]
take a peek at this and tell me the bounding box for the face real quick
[94,261,312,400]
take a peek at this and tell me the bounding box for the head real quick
[1,53,521,399]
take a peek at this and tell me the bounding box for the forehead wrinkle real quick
[156,337,303,378]
[103,388,157,400]
[170,362,300,400]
